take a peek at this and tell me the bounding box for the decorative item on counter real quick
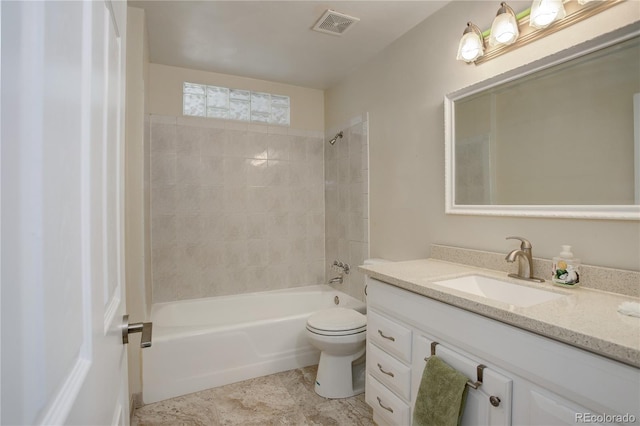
[552,245,580,287]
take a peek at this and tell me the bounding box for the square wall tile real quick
[151,120,330,301]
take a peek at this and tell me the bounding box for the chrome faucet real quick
[505,237,545,283]
[332,260,350,275]
[328,260,350,285]
[329,275,343,284]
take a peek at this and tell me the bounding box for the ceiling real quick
[129,1,449,90]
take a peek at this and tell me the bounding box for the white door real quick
[1,1,129,424]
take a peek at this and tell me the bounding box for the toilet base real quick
[313,348,366,399]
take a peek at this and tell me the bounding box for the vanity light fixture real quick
[530,0,567,29]
[489,2,519,46]
[456,22,485,63]
[456,0,624,65]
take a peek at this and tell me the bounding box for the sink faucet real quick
[505,237,545,283]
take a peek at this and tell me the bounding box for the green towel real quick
[412,355,470,426]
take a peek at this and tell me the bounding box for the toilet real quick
[306,307,367,398]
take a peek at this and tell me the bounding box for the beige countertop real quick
[359,259,640,368]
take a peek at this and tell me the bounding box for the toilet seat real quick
[306,308,366,336]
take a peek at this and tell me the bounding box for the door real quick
[1,1,129,424]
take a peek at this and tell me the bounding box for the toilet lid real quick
[307,308,366,332]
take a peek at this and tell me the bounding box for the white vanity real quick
[361,258,640,426]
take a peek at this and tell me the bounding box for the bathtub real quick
[142,285,366,403]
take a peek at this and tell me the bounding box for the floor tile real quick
[133,366,374,426]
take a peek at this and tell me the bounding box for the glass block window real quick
[183,83,206,117]
[183,82,290,126]
[229,89,251,121]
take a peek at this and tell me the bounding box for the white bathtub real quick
[142,285,366,403]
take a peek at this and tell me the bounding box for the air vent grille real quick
[312,9,360,36]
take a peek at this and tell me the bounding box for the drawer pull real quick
[378,329,396,341]
[377,363,395,377]
[377,396,394,413]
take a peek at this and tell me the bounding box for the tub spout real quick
[329,275,343,284]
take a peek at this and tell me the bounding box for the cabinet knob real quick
[490,395,501,407]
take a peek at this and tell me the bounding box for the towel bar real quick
[424,341,486,390]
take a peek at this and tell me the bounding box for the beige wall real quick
[148,63,325,132]
[125,6,150,403]
[325,1,640,271]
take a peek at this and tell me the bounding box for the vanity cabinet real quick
[365,278,640,426]
[366,284,512,426]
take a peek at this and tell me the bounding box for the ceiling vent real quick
[312,9,360,36]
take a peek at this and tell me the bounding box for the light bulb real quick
[530,0,567,29]
[456,22,484,63]
[490,2,520,46]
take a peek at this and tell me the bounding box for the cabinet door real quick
[413,335,512,426]
[528,389,607,426]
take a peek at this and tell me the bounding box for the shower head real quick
[329,131,343,145]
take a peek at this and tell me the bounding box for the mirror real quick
[445,24,640,220]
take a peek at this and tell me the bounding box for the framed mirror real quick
[445,23,640,220]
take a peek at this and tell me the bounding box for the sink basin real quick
[432,275,565,308]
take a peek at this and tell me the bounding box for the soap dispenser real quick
[552,245,580,287]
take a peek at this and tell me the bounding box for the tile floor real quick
[132,365,374,426]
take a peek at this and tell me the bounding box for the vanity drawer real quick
[368,342,411,400]
[366,374,411,426]
[368,310,412,363]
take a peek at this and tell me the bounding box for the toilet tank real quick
[363,258,391,287]
[364,258,390,266]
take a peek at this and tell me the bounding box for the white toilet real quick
[306,307,367,398]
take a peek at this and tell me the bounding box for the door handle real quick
[122,314,153,348]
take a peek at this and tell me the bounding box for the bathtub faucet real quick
[329,275,343,284]
[332,260,350,275]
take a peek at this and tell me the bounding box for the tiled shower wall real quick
[150,115,325,303]
[325,115,370,302]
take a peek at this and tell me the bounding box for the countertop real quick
[359,259,640,368]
